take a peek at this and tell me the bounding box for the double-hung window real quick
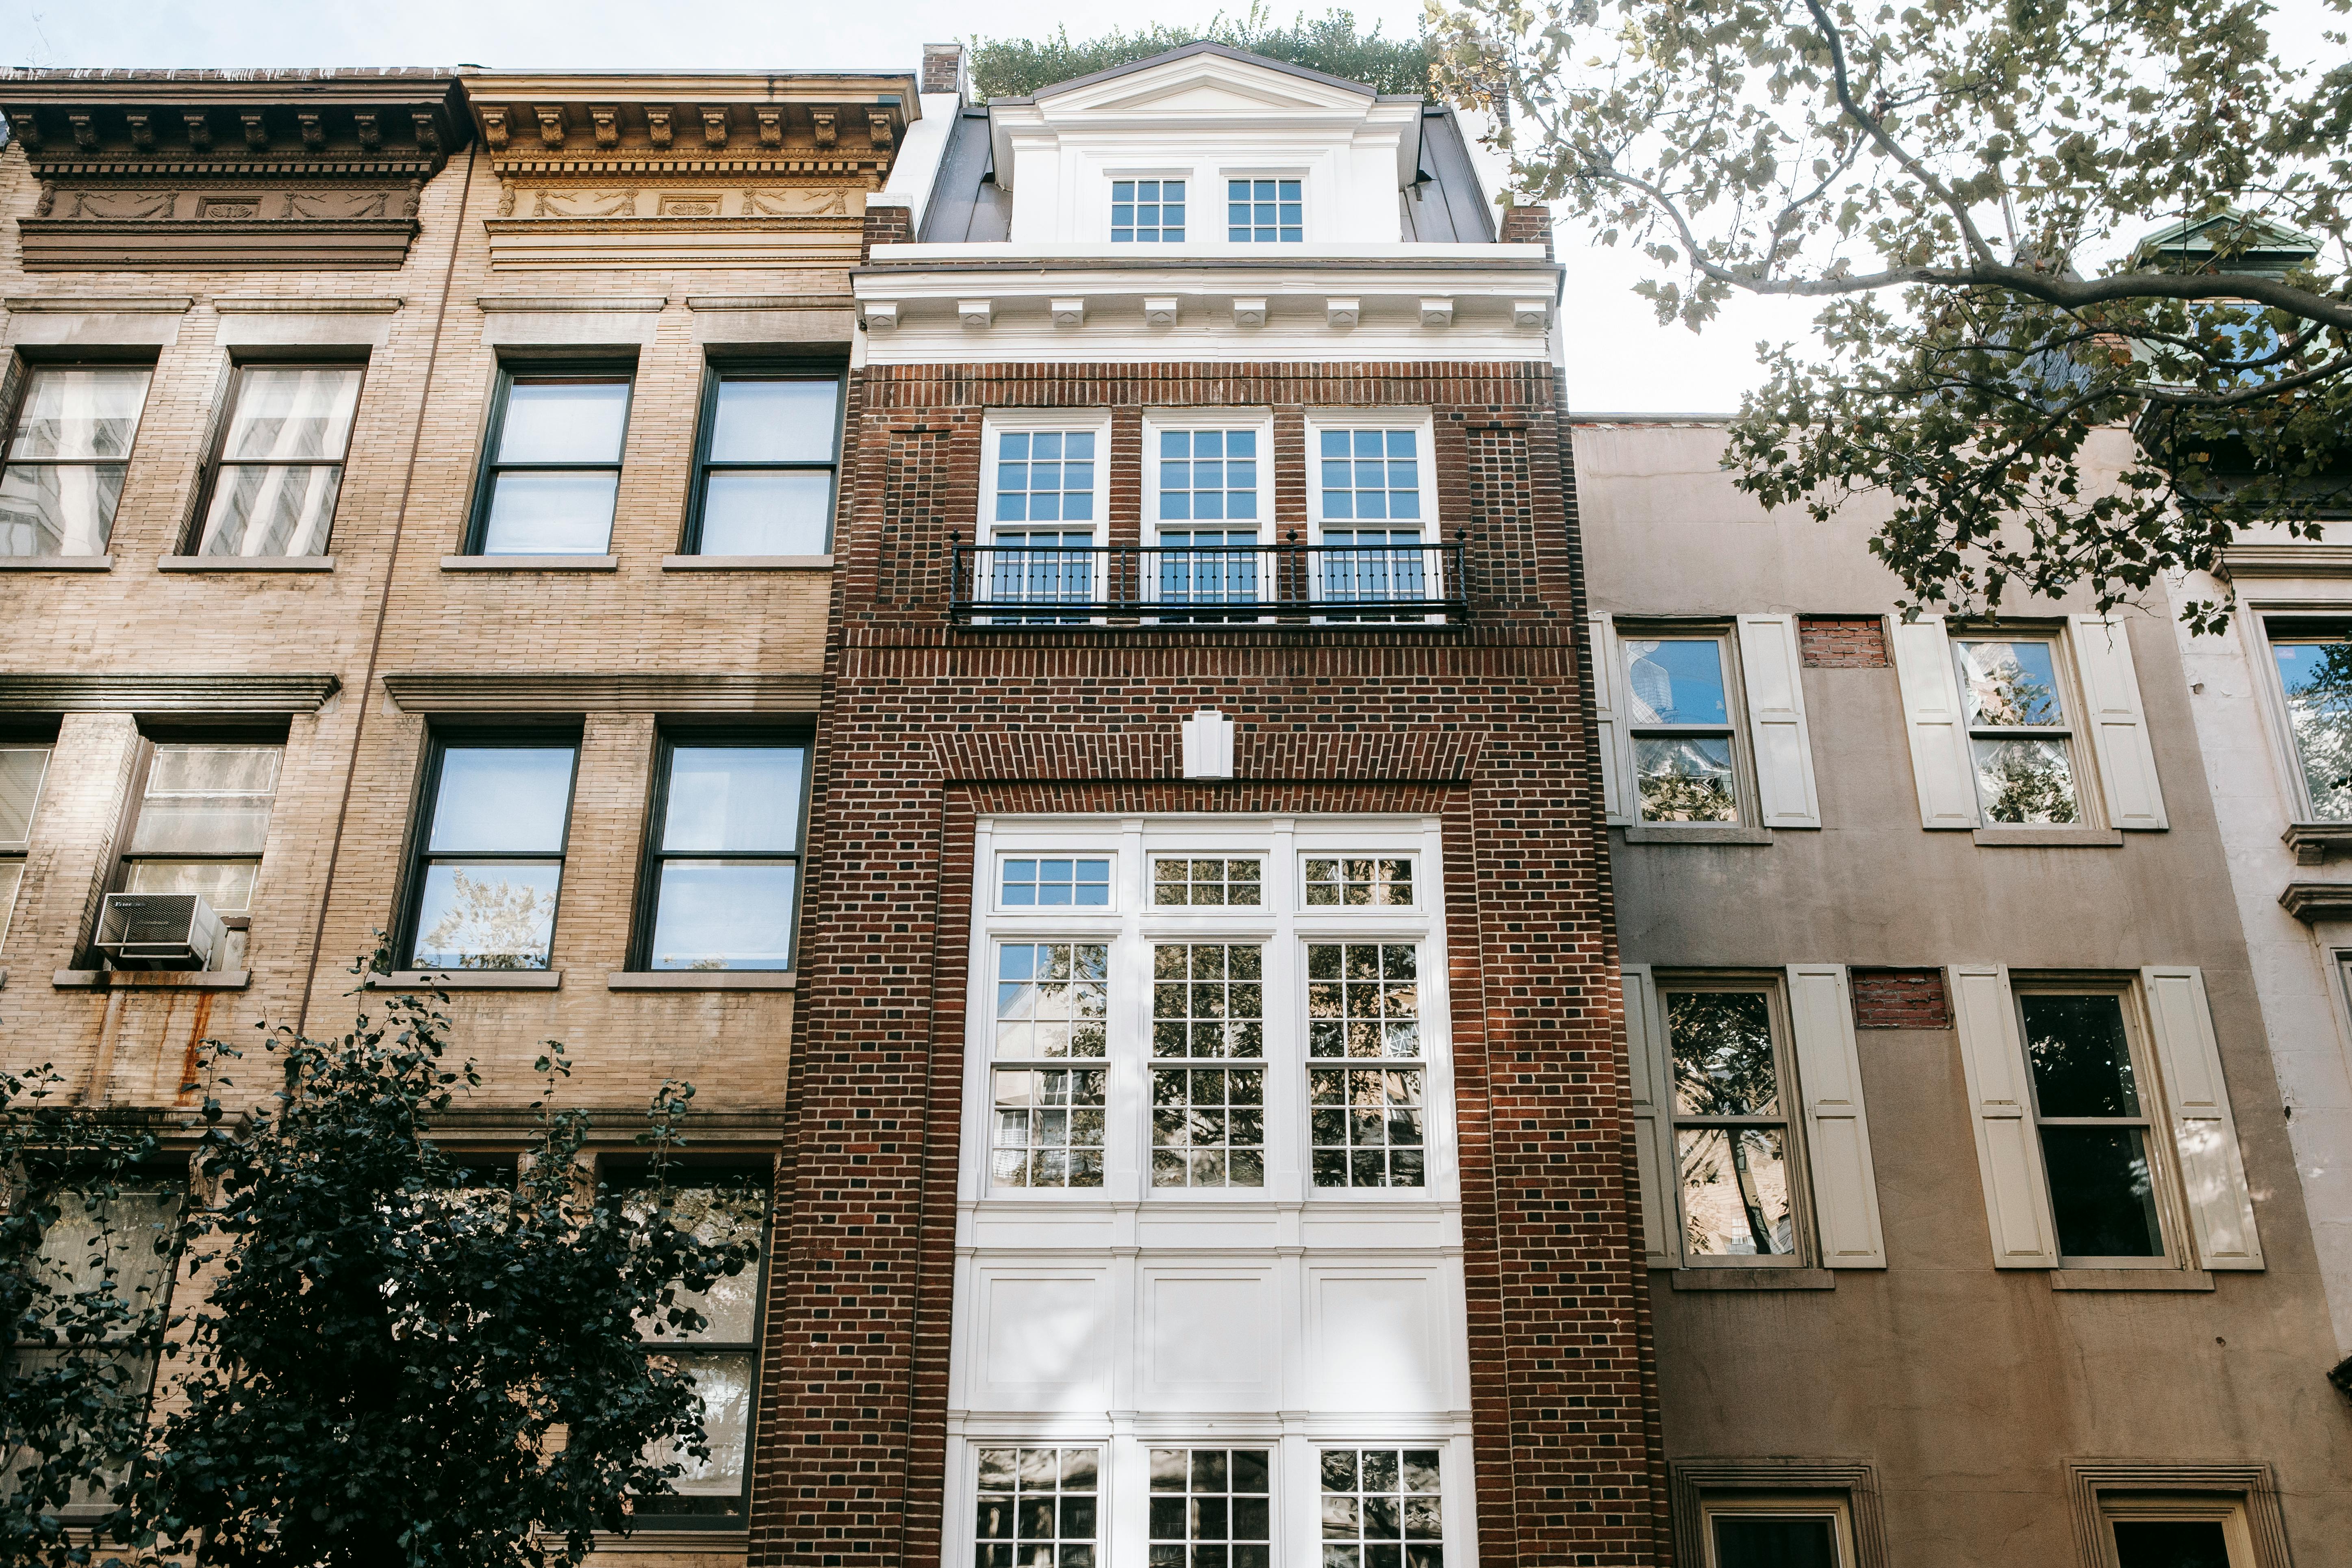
[1227,178,1302,242]
[615,1166,770,1527]
[1661,983,1802,1262]
[469,367,632,556]
[116,739,282,922]
[2265,623,2352,821]
[1699,1496,1857,1567]
[1149,417,1268,622]
[1310,420,1436,621]
[1951,637,2082,825]
[991,937,1111,1187]
[637,737,807,971]
[684,365,842,556]
[2016,989,2168,1263]
[982,422,1103,622]
[402,738,578,971]
[1623,633,1744,825]
[0,740,52,951]
[1112,179,1185,242]
[191,363,365,558]
[0,363,153,558]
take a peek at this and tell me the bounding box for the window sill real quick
[2050,1268,2216,1292]
[2283,821,2352,866]
[0,554,112,571]
[661,554,834,571]
[53,968,251,991]
[1667,1267,1836,1291]
[440,555,618,572]
[1972,826,2124,847]
[364,969,562,990]
[607,970,797,990]
[159,554,335,572]
[1622,823,1773,845]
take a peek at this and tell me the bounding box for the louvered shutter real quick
[1737,615,1822,828]
[1947,965,2059,1267]
[2140,968,2263,1269]
[1889,617,1981,829]
[1786,965,1886,1267]
[1589,616,1631,826]
[1622,963,1680,1268]
[2070,616,2170,830]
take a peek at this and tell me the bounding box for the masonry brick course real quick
[1850,967,1953,1030]
[1797,615,1890,668]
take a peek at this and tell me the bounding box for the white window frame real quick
[2245,607,2352,825]
[1141,409,1275,547]
[1652,973,1816,1270]
[1105,169,1195,245]
[1698,1493,1859,1568]
[1301,410,1442,625]
[965,817,1455,1207]
[1219,168,1312,245]
[0,741,52,955]
[976,409,1114,625]
[1947,625,2100,830]
[1611,621,1763,841]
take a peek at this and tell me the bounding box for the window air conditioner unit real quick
[93,893,226,971]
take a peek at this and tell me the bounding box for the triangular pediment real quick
[1029,43,1376,117]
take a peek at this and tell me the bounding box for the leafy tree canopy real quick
[969,6,1433,98]
[1427,0,2352,630]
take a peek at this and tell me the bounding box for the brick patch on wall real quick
[1798,615,1889,668]
[1850,968,1952,1029]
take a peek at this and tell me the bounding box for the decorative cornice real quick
[210,296,403,315]
[0,673,340,712]
[686,294,857,311]
[2217,543,2352,579]
[3,295,193,313]
[2,76,467,171]
[2282,822,2352,866]
[2278,880,2352,922]
[378,671,821,713]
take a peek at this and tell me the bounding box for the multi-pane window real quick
[192,364,364,558]
[1952,638,2080,825]
[686,369,840,556]
[640,741,806,971]
[617,1170,768,1526]
[1307,943,1426,1188]
[1624,636,1740,824]
[1665,988,1798,1261]
[2268,628,2352,821]
[471,370,632,555]
[990,430,1099,618]
[976,1448,1099,1568]
[992,943,1110,1189]
[2019,992,2166,1261]
[1151,944,1266,1188]
[119,743,281,918]
[1151,1448,1271,1568]
[1228,178,1302,243]
[0,743,51,951]
[1317,430,1426,612]
[0,365,152,557]
[1319,1449,1443,1568]
[1303,857,1411,907]
[1004,858,1112,908]
[1157,429,1262,617]
[404,741,578,970]
[1154,857,1262,906]
[1112,179,1186,242]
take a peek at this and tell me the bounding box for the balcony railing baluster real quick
[947,541,1467,624]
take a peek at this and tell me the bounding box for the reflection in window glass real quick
[646,744,805,970]
[408,744,576,970]
[2272,634,2352,821]
[1304,857,1412,906]
[0,366,152,557]
[992,1067,1107,1188]
[0,745,51,953]
[1318,1449,1442,1568]
[976,1448,1099,1568]
[693,375,840,555]
[995,943,1109,1058]
[478,377,631,555]
[195,365,364,558]
[2022,993,2164,1259]
[1625,637,1738,824]
[1151,1448,1270,1568]
[1151,944,1266,1188]
[1953,639,2079,825]
[1666,990,1795,1258]
[121,743,281,916]
[1154,858,1262,906]
[1307,944,1425,1188]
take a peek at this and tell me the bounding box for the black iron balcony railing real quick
[948,531,1468,624]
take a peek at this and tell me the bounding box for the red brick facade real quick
[750,359,1665,1568]
[1849,968,1953,1030]
[1796,615,1890,668]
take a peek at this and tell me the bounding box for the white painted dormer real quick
[988,42,1427,247]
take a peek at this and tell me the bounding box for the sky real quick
[1,0,2330,413]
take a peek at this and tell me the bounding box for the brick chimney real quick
[923,43,970,103]
[1500,203,1554,259]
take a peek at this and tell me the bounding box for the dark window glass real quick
[1318,1448,1443,1568]
[0,366,152,557]
[1710,1514,1838,1568]
[687,370,841,555]
[472,373,631,555]
[2112,1519,2232,1568]
[193,364,363,558]
[640,741,807,971]
[2022,993,2165,1259]
[1150,1447,1269,1568]
[976,1448,1099,1568]
[1666,989,1796,1259]
[404,742,577,970]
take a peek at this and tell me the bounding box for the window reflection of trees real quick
[1665,991,1795,1258]
[2275,640,2352,821]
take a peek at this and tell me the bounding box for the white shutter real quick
[2140,967,2263,1269]
[1588,616,1631,826]
[1889,617,1981,829]
[1947,965,2059,1267]
[2070,616,2170,830]
[1622,963,1680,1268]
[1785,965,1886,1267]
[1738,615,1821,829]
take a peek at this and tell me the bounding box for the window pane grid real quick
[1006,858,1112,907]
[1665,990,1795,1259]
[1303,857,1412,907]
[647,743,806,971]
[1113,179,1186,243]
[1152,944,1266,1188]
[1154,857,1263,906]
[996,943,1110,1058]
[477,376,630,556]
[992,1068,1107,1188]
[407,744,577,971]
[1624,636,1739,824]
[1308,943,1425,1188]
[977,1447,1099,1568]
[692,374,840,556]
[1320,1448,1443,1568]
[1151,1447,1270,1568]
[1228,178,1302,243]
